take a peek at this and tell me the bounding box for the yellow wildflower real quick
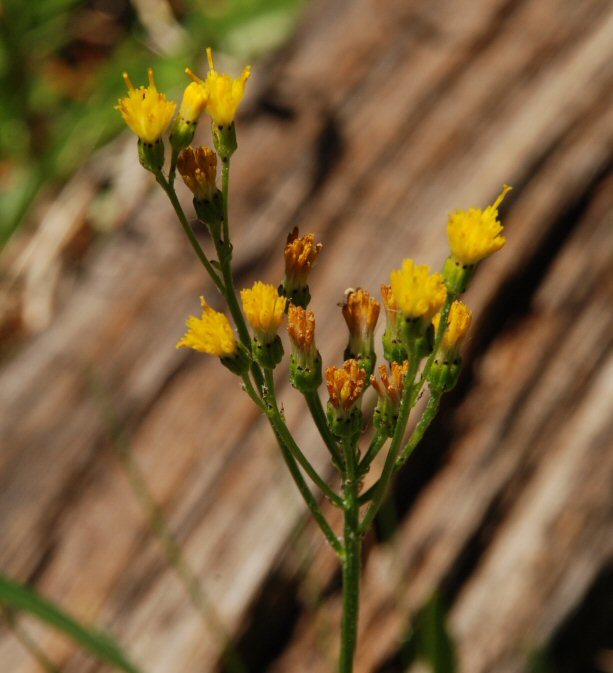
[187,48,251,128]
[447,185,512,266]
[178,82,208,124]
[326,360,366,411]
[116,69,176,143]
[390,259,447,320]
[241,281,287,341]
[176,297,236,357]
[432,300,472,354]
[177,146,218,201]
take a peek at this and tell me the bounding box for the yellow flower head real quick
[176,297,236,357]
[371,361,409,405]
[390,259,447,320]
[287,304,316,353]
[284,227,323,287]
[116,69,176,143]
[325,360,367,411]
[177,146,217,201]
[241,281,287,340]
[447,185,512,265]
[178,81,208,124]
[187,48,251,127]
[432,300,472,353]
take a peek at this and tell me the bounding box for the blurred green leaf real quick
[0,573,143,673]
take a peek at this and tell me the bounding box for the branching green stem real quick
[359,351,419,533]
[304,391,344,470]
[409,294,455,406]
[155,171,224,293]
[358,432,387,475]
[263,369,344,555]
[395,393,441,469]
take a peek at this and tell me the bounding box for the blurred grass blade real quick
[0,574,143,673]
[416,592,457,673]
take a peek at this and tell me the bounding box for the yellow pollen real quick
[176,297,237,357]
[447,185,512,265]
[432,300,472,352]
[390,259,447,320]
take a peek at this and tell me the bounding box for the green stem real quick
[215,158,264,391]
[155,172,224,293]
[359,351,419,534]
[339,437,361,673]
[263,370,344,554]
[304,391,344,470]
[241,373,265,410]
[221,157,231,247]
[409,294,455,407]
[358,432,387,475]
[395,393,441,469]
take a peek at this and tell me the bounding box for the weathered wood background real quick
[1,0,612,671]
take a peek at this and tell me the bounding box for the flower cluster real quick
[120,49,512,673]
[116,49,251,172]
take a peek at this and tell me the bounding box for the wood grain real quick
[1,0,612,671]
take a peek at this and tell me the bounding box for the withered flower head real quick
[371,361,409,405]
[287,304,316,353]
[284,227,323,288]
[342,288,380,340]
[177,146,218,201]
[325,359,366,411]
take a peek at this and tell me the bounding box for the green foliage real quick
[0,573,143,673]
[0,0,305,245]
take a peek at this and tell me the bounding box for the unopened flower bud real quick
[371,361,409,437]
[325,359,366,440]
[177,146,223,230]
[280,228,323,308]
[287,305,322,392]
[170,82,208,153]
[429,300,472,393]
[342,288,380,378]
[381,284,407,364]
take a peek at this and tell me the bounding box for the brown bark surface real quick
[1,0,612,672]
